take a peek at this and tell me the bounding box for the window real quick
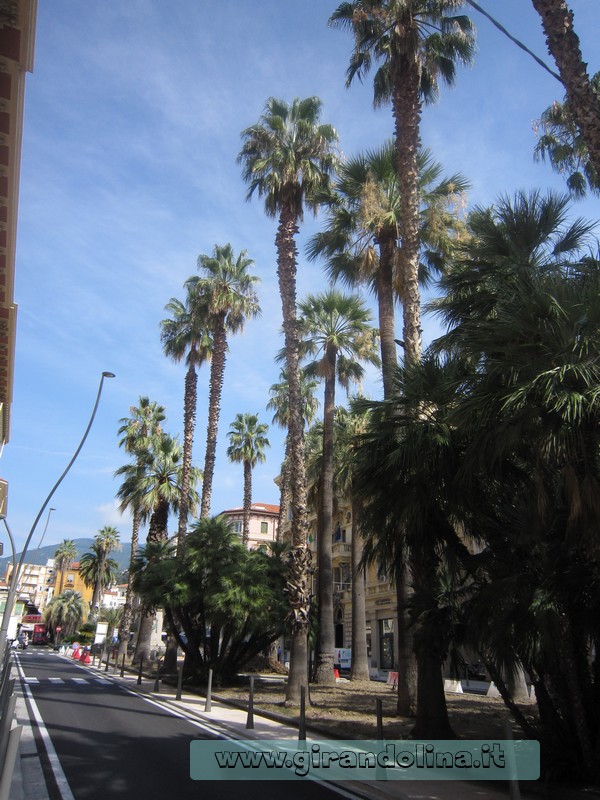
[230,520,242,534]
[260,521,269,535]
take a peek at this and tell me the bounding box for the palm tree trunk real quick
[276,435,292,542]
[392,50,423,366]
[276,206,311,705]
[391,44,424,721]
[531,0,600,180]
[242,459,252,545]
[118,508,141,658]
[350,497,370,681]
[376,237,397,398]
[395,559,417,716]
[201,318,227,518]
[177,360,198,550]
[315,364,336,685]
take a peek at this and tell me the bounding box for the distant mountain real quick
[0,538,132,577]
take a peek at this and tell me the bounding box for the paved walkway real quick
[10,653,527,800]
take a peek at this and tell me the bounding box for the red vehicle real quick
[31,624,48,645]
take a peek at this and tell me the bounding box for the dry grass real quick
[213,678,537,741]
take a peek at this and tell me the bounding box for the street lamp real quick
[35,507,56,551]
[0,371,115,662]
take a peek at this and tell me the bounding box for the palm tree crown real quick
[238,96,338,221]
[226,413,271,544]
[53,539,78,595]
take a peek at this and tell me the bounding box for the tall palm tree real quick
[79,538,120,613]
[188,244,260,519]
[308,143,469,396]
[161,285,212,550]
[239,96,338,703]
[226,413,270,544]
[298,290,380,684]
[267,369,320,538]
[115,397,165,657]
[116,433,200,661]
[53,539,78,596]
[329,1,475,366]
[530,0,600,180]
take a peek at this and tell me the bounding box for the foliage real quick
[534,72,600,197]
[131,516,288,682]
[354,190,600,776]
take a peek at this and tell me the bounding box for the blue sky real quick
[3,0,599,555]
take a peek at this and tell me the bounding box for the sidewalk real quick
[12,653,524,800]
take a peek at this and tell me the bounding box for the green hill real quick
[0,538,132,577]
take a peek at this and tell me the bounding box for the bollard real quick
[503,718,521,800]
[204,668,213,712]
[175,662,183,701]
[137,657,144,686]
[298,685,306,741]
[153,670,160,693]
[92,650,96,667]
[246,676,254,729]
[104,648,110,672]
[376,698,384,741]
[120,654,126,678]
[113,649,119,674]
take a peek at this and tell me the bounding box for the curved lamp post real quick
[0,371,115,662]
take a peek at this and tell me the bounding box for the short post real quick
[137,657,144,686]
[120,654,126,678]
[375,697,387,781]
[246,676,254,729]
[153,667,160,693]
[204,668,213,712]
[104,648,110,672]
[298,685,306,741]
[376,698,384,741]
[91,649,96,667]
[113,649,119,673]
[503,718,521,800]
[175,662,183,701]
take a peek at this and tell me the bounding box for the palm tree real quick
[79,541,119,613]
[161,285,212,550]
[53,539,78,596]
[530,0,600,180]
[188,244,260,519]
[308,143,469,396]
[329,1,475,366]
[534,71,600,197]
[267,369,320,538]
[44,590,86,640]
[116,432,200,661]
[239,96,338,703]
[430,189,600,768]
[298,290,380,684]
[115,397,165,657]
[226,413,270,544]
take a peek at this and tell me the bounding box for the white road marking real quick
[15,658,76,800]
[48,678,64,684]
[23,676,39,684]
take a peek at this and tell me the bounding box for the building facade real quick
[220,502,279,550]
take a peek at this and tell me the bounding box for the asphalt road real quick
[16,647,348,800]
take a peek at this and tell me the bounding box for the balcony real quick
[332,542,351,559]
